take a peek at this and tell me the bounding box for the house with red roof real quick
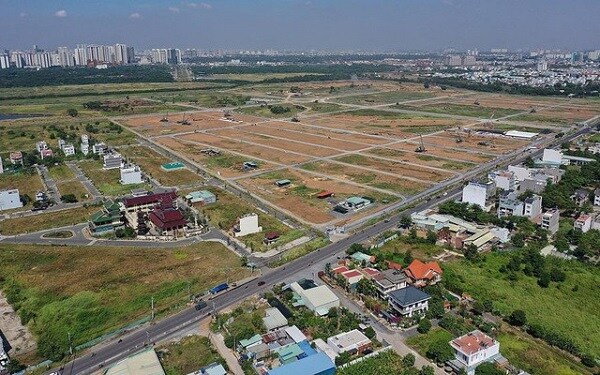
[361,267,381,279]
[340,269,364,287]
[448,330,503,375]
[404,259,443,287]
[332,265,349,275]
[148,207,187,236]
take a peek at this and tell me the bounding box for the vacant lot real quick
[0,242,248,360]
[47,165,75,181]
[237,103,306,119]
[118,145,199,187]
[78,160,150,197]
[396,102,521,119]
[365,148,475,171]
[158,335,226,375]
[0,206,97,235]
[198,187,305,252]
[0,169,44,210]
[333,89,436,106]
[443,253,600,358]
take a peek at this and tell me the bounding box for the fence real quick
[338,345,393,369]
[369,233,398,250]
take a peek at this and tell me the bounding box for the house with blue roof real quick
[267,351,335,375]
[388,285,431,317]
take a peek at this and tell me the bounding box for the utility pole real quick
[151,296,155,320]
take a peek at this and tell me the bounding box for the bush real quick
[60,194,78,203]
[425,340,453,363]
[417,318,432,334]
[335,351,352,366]
[402,353,415,367]
[475,362,504,375]
[364,326,376,339]
[508,310,527,326]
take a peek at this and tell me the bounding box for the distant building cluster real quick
[0,43,134,69]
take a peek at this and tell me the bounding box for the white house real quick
[462,181,495,209]
[36,141,48,152]
[0,157,3,174]
[523,194,542,219]
[326,329,372,355]
[574,214,592,233]
[542,148,563,165]
[540,209,560,234]
[449,330,502,375]
[488,170,517,191]
[81,134,90,155]
[120,164,143,185]
[372,269,408,299]
[594,188,600,206]
[93,142,107,155]
[388,285,430,317]
[234,213,262,237]
[103,153,122,170]
[0,189,23,211]
[62,143,76,156]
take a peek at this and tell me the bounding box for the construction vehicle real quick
[160,112,169,122]
[223,110,233,118]
[455,128,464,143]
[415,134,427,153]
[177,113,190,125]
[291,117,300,122]
[473,100,480,105]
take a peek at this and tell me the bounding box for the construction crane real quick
[178,113,190,125]
[455,127,464,143]
[160,112,169,123]
[415,134,427,153]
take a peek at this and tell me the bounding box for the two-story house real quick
[449,330,503,375]
[388,286,430,317]
[404,259,442,287]
[372,269,408,299]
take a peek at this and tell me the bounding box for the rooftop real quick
[327,329,370,350]
[263,307,288,331]
[405,259,442,281]
[450,330,498,355]
[267,352,334,375]
[122,191,177,208]
[389,285,431,306]
[104,348,165,375]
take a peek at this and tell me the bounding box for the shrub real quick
[417,318,432,334]
[508,310,527,326]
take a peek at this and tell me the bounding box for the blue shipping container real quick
[210,283,229,294]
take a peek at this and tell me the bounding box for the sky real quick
[1,0,599,52]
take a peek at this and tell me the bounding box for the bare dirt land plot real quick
[334,154,456,183]
[235,122,370,151]
[230,80,399,99]
[310,112,469,138]
[511,105,600,125]
[332,85,451,106]
[416,133,528,154]
[277,121,389,145]
[237,169,385,224]
[0,291,37,356]
[364,147,476,171]
[389,143,494,164]
[207,128,341,158]
[301,161,432,196]
[395,102,522,119]
[178,132,311,165]
[156,137,277,178]
[448,95,567,111]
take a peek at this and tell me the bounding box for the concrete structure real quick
[488,170,517,191]
[104,348,165,375]
[340,269,364,287]
[289,282,340,316]
[574,214,592,233]
[62,143,76,156]
[388,286,431,317]
[103,153,123,170]
[571,188,590,207]
[542,148,563,165]
[120,164,143,185]
[93,142,108,155]
[36,141,48,152]
[595,188,600,206]
[504,130,538,139]
[497,191,524,218]
[263,307,288,331]
[234,213,262,237]
[193,363,226,375]
[0,157,3,174]
[326,329,372,355]
[0,189,23,211]
[267,351,335,375]
[540,209,560,234]
[449,330,502,375]
[372,269,408,298]
[523,195,542,218]
[185,190,216,205]
[462,180,495,209]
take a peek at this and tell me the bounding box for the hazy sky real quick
[1,0,599,51]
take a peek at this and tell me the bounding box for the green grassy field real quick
[337,350,410,375]
[0,242,249,361]
[78,160,150,197]
[47,165,76,181]
[56,181,91,201]
[198,187,306,252]
[0,206,98,235]
[443,253,600,358]
[158,336,226,375]
[0,169,44,210]
[237,103,306,118]
[117,145,199,187]
[406,327,453,358]
[334,90,434,105]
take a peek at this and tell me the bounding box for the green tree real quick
[417,318,432,334]
[402,353,416,367]
[335,351,352,366]
[347,243,365,255]
[511,232,525,248]
[508,309,527,326]
[426,340,453,363]
[399,214,412,229]
[420,366,435,375]
[363,326,376,339]
[537,271,551,288]
[426,230,438,244]
[475,362,504,375]
[356,278,377,297]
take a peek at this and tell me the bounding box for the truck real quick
[194,301,208,311]
[209,282,229,295]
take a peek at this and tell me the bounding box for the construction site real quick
[119,80,600,228]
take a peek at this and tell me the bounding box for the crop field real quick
[237,168,397,224]
[0,242,249,359]
[117,145,199,187]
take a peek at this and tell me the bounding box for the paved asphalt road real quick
[50,125,593,374]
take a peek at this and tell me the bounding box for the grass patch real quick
[198,187,305,252]
[396,103,520,119]
[337,350,409,375]
[158,336,226,375]
[270,237,330,267]
[406,327,453,358]
[335,91,434,105]
[0,205,98,235]
[346,109,432,120]
[56,181,91,201]
[203,153,248,170]
[118,145,199,187]
[0,242,249,361]
[0,169,44,209]
[303,102,344,113]
[78,160,150,197]
[443,253,600,357]
[237,103,305,119]
[374,236,444,263]
[511,113,570,126]
[47,165,75,182]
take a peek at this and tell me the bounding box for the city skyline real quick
[2,0,600,51]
